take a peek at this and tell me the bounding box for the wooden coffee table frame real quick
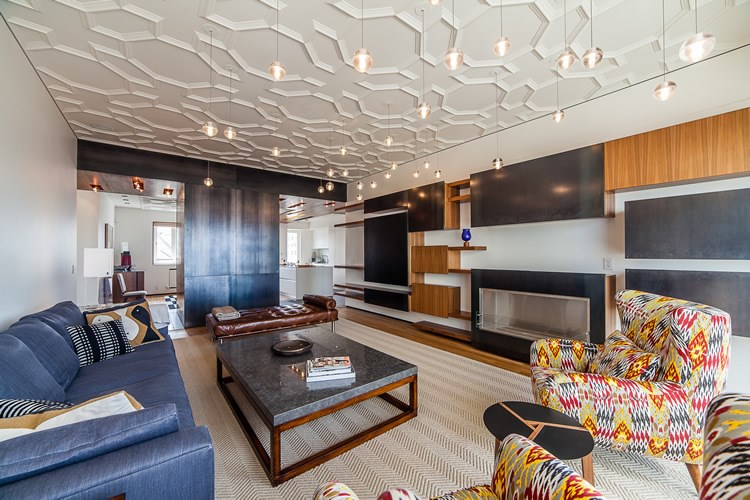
[217,356,418,486]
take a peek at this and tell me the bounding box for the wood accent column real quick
[408,232,424,311]
[604,108,750,191]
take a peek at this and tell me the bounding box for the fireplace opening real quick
[477,288,590,342]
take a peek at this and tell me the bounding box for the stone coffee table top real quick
[216,326,417,426]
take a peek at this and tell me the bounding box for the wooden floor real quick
[339,307,530,377]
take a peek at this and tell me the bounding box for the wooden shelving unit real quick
[414,321,471,343]
[333,202,364,212]
[334,221,364,228]
[334,283,365,291]
[448,268,471,274]
[448,246,487,251]
[410,283,460,318]
[444,179,470,229]
[448,311,471,321]
[334,290,364,300]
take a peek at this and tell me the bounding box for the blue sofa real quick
[0,301,214,499]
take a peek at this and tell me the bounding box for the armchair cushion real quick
[589,332,661,381]
[530,338,601,372]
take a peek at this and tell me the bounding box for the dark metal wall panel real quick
[230,274,279,311]
[408,181,445,232]
[184,184,233,278]
[471,145,606,227]
[364,212,409,286]
[626,269,750,337]
[183,275,230,328]
[625,189,750,259]
[364,190,408,214]
[364,288,410,311]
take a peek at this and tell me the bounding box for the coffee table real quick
[216,326,418,485]
[483,401,595,485]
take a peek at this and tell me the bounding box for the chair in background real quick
[116,272,148,303]
[530,289,732,491]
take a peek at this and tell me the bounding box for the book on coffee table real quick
[306,369,356,383]
[307,356,351,374]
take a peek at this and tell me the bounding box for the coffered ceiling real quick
[3,0,749,181]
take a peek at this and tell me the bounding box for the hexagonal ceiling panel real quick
[2,0,749,182]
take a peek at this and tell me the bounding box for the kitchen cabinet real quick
[279,266,333,299]
[312,228,329,249]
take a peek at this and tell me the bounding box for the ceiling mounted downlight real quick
[679,1,715,63]
[269,0,286,80]
[654,0,677,101]
[581,0,603,69]
[352,0,373,73]
[416,8,431,119]
[202,28,218,137]
[557,1,577,70]
[493,0,511,57]
[444,0,464,70]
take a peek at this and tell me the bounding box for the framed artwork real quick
[104,223,114,249]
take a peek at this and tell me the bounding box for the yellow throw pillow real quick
[84,299,164,347]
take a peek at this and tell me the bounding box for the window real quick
[153,222,179,266]
[287,230,300,264]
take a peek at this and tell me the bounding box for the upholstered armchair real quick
[530,289,732,489]
[313,433,604,500]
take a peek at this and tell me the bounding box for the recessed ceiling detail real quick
[3,0,748,181]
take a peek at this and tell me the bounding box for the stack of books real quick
[306,356,355,383]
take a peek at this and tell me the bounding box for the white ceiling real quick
[107,193,177,212]
[2,0,749,181]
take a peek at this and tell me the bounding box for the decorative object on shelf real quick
[557,0,577,70]
[352,0,373,73]
[461,228,472,247]
[553,71,564,123]
[492,72,504,169]
[416,8,431,119]
[581,0,603,69]
[443,0,463,70]
[493,0,511,57]
[268,0,286,80]
[202,28,218,137]
[679,0,715,63]
[654,0,677,101]
[271,339,312,356]
[223,66,237,140]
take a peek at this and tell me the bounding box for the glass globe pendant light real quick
[416,8,431,119]
[493,0,511,57]
[443,0,464,70]
[342,168,349,177]
[370,180,377,189]
[271,146,280,157]
[326,168,335,177]
[352,0,373,73]
[384,170,391,179]
[224,66,237,140]
[435,169,442,178]
[356,193,363,201]
[356,181,363,190]
[581,0,603,69]
[552,71,565,123]
[385,136,393,146]
[390,161,397,170]
[491,72,504,169]
[423,159,430,169]
[204,161,214,187]
[317,178,325,194]
[557,1,577,70]
[427,0,441,5]
[413,170,420,178]
[384,102,393,146]
[653,0,677,101]
[679,1,715,63]
[326,181,335,191]
[268,0,286,80]
[202,29,218,137]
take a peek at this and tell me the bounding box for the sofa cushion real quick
[4,322,79,389]
[16,301,85,352]
[0,336,65,402]
[66,320,133,366]
[0,399,72,419]
[84,299,163,347]
[589,332,661,381]
[0,403,179,486]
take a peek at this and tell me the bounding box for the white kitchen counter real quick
[279,266,333,299]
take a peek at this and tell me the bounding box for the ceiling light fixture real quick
[444,0,464,70]
[271,146,280,157]
[435,169,442,178]
[385,101,393,146]
[163,188,174,197]
[352,0,373,73]
[553,70,565,123]
[356,193,363,201]
[384,170,391,179]
[426,0,441,5]
[326,181,335,191]
[317,178,325,194]
[342,168,349,177]
[356,181,363,190]
[90,184,103,192]
[557,1,577,70]
[339,116,348,155]
[272,115,282,156]
[493,0,511,57]
[326,168,335,177]
[582,0,603,69]
[204,161,213,187]
[413,170,420,178]
[679,1,715,63]
[202,29,218,137]
[390,161,397,170]
[654,0,677,101]
[492,72,504,169]
[416,8,431,119]
[269,0,286,80]
[132,177,144,192]
[423,159,430,169]
[370,180,377,189]
[224,66,237,140]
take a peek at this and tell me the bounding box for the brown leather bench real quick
[205,294,338,340]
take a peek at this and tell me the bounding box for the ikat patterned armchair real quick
[530,289,732,488]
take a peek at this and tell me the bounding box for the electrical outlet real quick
[603,258,614,271]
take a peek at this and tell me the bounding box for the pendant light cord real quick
[495,74,499,155]
[361,0,365,48]
[276,0,280,60]
[695,0,699,33]
[228,68,232,125]
[662,0,666,81]
[208,30,213,117]
[500,0,504,36]
[590,0,594,47]
[452,0,456,47]
[556,71,560,108]
[563,0,567,47]
[422,9,426,100]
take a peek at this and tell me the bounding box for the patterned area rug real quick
[172,319,697,499]
[163,295,184,331]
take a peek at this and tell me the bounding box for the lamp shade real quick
[83,248,114,278]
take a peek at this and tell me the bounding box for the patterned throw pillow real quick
[66,320,134,366]
[589,332,662,381]
[84,299,163,347]
[0,399,72,419]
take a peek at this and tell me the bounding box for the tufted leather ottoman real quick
[205,294,338,340]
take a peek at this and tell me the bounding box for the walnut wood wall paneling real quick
[77,140,346,201]
[407,181,445,232]
[364,288,409,312]
[364,212,409,286]
[183,183,279,327]
[604,108,750,191]
[625,188,750,259]
[471,145,609,227]
[626,269,750,338]
[410,246,462,274]
[408,232,425,283]
[410,283,460,318]
[364,190,408,214]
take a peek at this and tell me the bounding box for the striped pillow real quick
[66,320,133,366]
[0,399,72,419]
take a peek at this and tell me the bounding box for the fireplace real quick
[471,270,614,362]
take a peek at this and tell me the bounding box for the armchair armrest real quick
[530,338,601,371]
[492,434,604,499]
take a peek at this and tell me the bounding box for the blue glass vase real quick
[461,228,472,247]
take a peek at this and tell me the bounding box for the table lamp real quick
[84,248,114,304]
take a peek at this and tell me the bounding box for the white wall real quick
[76,191,99,305]
[113,207,176,294]
[0,20,77,328]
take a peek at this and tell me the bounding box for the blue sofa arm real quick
[0,426,214,499]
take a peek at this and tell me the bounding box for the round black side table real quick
[483,401,595,485]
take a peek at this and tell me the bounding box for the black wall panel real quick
[364,190,408,214]
[625,189,750,259]
[626,269,750,338]
[364,212,408,286]
[471,145,606,227]
[364,288,410,312]
[408,181,445,232]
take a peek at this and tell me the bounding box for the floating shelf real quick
[334,221,364,228]
[334,290,364,300]
[415,321,471,343]
[333,202,364,212]
[448,311,471,321]
[334,283,365,291]
[448,268,472,274]
[334,265,364,270]
[448,246,487,251]
[448,194,471,203]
